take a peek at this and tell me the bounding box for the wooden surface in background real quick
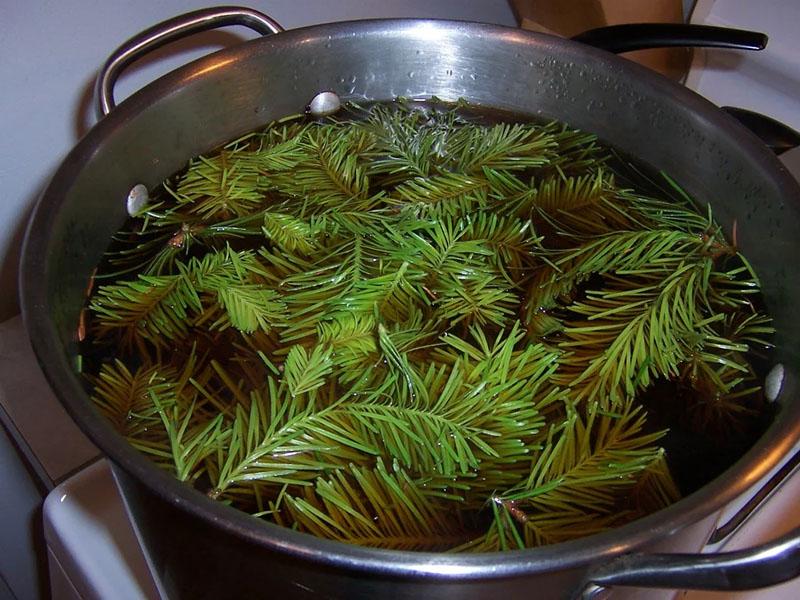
[511,0,692,81]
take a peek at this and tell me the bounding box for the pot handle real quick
[579,522,800,598]
[94,6,284,117]
[580,447,800,596]
[572,23,767,54]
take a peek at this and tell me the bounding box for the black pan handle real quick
[572,23,767,54]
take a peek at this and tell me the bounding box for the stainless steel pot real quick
[20,7,800,599]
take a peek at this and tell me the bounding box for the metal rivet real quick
[127,184,149,216]
[308,91,341,117]
[765,363,785,402]
[578,584,611,600]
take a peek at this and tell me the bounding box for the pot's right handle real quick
[571,23,767,53]
[94,6,284,117]
[579,446,800,598]
[580,522,800,599]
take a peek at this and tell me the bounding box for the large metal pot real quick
[20,7,800,599]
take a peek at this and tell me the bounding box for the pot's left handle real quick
[94,6,284,117]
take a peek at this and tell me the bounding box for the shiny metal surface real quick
[308,90,342,117]
[707,448,800,545]
[20,14,800,599]
[126,183,149,217]
[582,523,800,594]
[94,6,284,116]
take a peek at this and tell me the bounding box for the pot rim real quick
[20,17,800,580]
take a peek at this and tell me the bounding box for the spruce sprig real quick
[280,459,473,550]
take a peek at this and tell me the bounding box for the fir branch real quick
[332,261,428,323]
[623,452,681,516]
[257,244,317,281]
[262,212,318,255]
[364,104,442,181]
[101,224,186,278]
[335,336,551,477]
[545,123,608,174]
[502,401,665,518]
[555,263,712,406]
[170,149,267,218]
[107,213,268,278]
[272,126,376,209]
[254,132,307,172]
[620,190,715,235]
[533,170,612,214]
[448,122,556,173]
[412,217,493,274]
[461,212,541,286]
[723,312,774,348]
[392,173,489,216]
[92,246,283,343]
[210,378,345,493]
[90,270,200,344]
[436,274,518,329]
[482,166,530,199]
[526,228,708,311]
[211,284,286,334]
[520,509,623,547]
[149,393,227,482]
[90,361,178,438]
[192,247,287,335]
[283,344,334,397]
[377,323,424,402]
[680,347,762,436]
[84,98,772,553]
[317,314,378,372]
[284,460,471,550]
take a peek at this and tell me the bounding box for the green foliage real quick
[208,380,343,493]
[262,212,318,254]
[282,460,473,550]
[266,125,380,212]
[85,99,772,553]
[556,262,713,407]
[364,102,449,181]
[91,271,200,345]
[91,246,286,344]
[393,172,489,216]
[90,360,178,438]
[151,395,227,482]
[447,122,556,173]
[283,344,334,397]
[458,401,678,551]
[169,149,266,219]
